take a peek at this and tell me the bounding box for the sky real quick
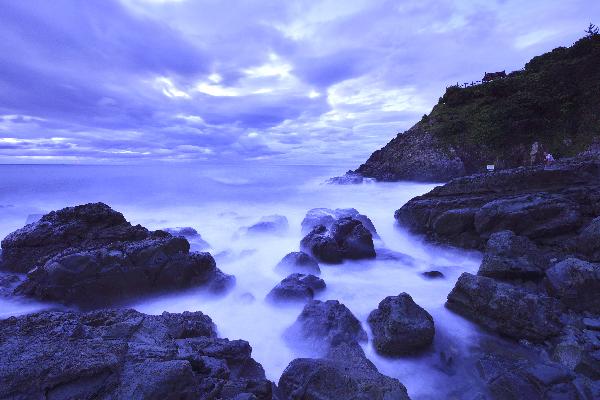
[0,0,597,165]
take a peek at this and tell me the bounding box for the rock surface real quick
[278,342,411,400]
[266,273,325,303]
[0,309,273,400]
[368,293,435,355]
[301,208,378,237]
[275,251,320,275]
[545,258,600,314]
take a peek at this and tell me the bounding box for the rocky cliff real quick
[355,33,600,181]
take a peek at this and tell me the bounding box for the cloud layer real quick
[0,0,597,164]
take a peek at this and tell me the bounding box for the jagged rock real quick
[478,231,549,281]
[368,293,435,355]
[266,274,325,303]
[446,273,564,342]
[545,258,600,313]
[285,300,367,353]
[275,252,320,275]
[243,215,289,235]
[300,218,375,264]
[278,342,411,400]
[163,227,211,250]
[0,309,273,400]
[1,202,149,273]
[301,208,378,237]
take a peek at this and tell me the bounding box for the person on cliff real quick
[544,152,555,166]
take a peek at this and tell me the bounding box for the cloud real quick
[0,0,598,164]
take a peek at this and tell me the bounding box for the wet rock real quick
[477,353,580,400]
[267,274,325,303]
[446,273,564,342]
[545,258,600,313]
[278,342,411,400]
[0,309,273,400]
[1,202,150,273]
[301,208,378,237]
[422,270,444,279]
[478,231,548,281]
[368,293,435,355]
[244,215,289,235]
[300,218,375,264]
[275,252,320,275]
[163,227,211,250]
[14,233,234,309]
[285,300,367,352]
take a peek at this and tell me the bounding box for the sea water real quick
[0,164,494,399]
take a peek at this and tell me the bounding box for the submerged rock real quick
[368,293,435,355]
[326,171,369,185]
[163,227,211,250]
[0,309,273,400]
[545,258,600,314]
[243,215,289,235]
[278,342,411,400]
[267,273,325,303]
[446,273,564,342]
[422,270,444,279]
[285,300,367,353]
[275,251,320,275]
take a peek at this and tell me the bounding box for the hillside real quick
[355,33,600,181]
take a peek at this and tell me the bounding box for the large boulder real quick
[275,252,320,275]
[300,218,375,264]
[368,293,435,355]
[301,208,378,238]
[285,300,367,353]
[1,203,148,273]
[478,231,549,281]
[278,342,411,400]
[0,309,273,400]
[545,258,600,313]
[446,273,564,342]
[266,273,325,303]
[14,232,233,309]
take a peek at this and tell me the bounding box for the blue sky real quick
[0,0,597,164]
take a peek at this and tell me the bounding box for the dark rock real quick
[14,233,234,309]
[422,270,444,279]
[1,202,149,273]
[545,258,600,313]
[285,300,367,352]
[0,309,273,400]
[478,231,549,281]
[0,272,22,297]
[300,225,343,264]
[368,293,435,355]
[266,274,325,303]
[446,273,564,342]
[326,171,369,185]
[244,215,289,235]
[275,252,320,275]
[577,217,600,261]
[583,317,600,331]
[163,227,211,250]
[278,342,411,400]
[301,208,378,238]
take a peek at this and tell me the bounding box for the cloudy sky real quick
[0,0,596,164]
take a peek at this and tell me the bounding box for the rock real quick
[477,353,580,400]
[0,272,22,297]
[1,203,149,273]
[446,273,564,342]
[0,309,273,400]
[368,293,435,355]
[14,232,234,309]
[163,227,211,250]
[266,274,326,303]
[275,252,320,275]
[301,208,378,237]
[422,270,444,279]
[583,317,600,331]
[244,215,289,235]
[478,231,549,281]
[577,216,600,261]
[326,171,370,185]
[300,218,375,264]
[545,258,600,313]
[278,342,411,400]
[25,213,44,224]
[285,300,367,352]
[376,249,416,265]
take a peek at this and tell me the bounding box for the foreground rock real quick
[278,342,411,400]
[275,251,320,275]
[285,300,367,353]
[446,273,564,342]
[267,273,325,303]
[368,293,435,355]
[1,203,233,308]
[301,218,375,263]
[0,309,273,400]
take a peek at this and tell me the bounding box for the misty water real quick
[0,164,495,399]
